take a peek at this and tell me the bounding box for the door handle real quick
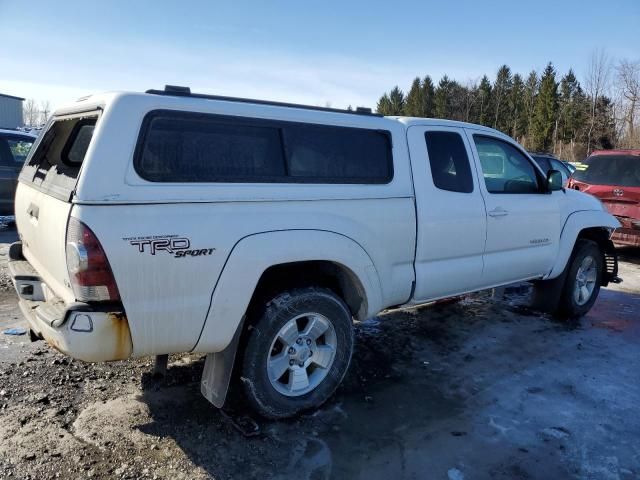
[488,208,508,217]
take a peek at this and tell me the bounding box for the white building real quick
[0,93,24,129]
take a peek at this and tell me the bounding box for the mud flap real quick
[531,267,570,314]
[200,318,245,408]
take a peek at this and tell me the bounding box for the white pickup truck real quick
[10,86,620,418]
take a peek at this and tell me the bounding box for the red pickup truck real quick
[569,150,640,247]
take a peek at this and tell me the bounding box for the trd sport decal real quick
[122,235,215,258]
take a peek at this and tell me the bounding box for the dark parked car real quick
[563,161,577,175]
[0,129,37,215]
[530,152,573,186]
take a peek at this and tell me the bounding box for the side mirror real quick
[547,169,564,191]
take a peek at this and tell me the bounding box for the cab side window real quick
[424,131,473,193]
[474,135,540,194]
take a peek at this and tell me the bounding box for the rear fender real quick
[193,229,382,354]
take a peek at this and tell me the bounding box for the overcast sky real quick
[1,0,639,111]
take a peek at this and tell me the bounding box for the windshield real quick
[573,155,640,187]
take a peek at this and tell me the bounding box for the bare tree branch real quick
[584,49,612,153]
[39,100,51,125]
[616,58,640,147]
[23,99,39,127]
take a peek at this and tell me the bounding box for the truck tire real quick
[240,287,354,419]
[555,239,603,319]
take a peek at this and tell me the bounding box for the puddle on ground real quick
[255,364,465,479]
[587,288,640,338]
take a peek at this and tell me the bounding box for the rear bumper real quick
[9,242,132,362]
[612,228,640,247]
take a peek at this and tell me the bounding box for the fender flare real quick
[546,210,620,279]
[193,229,383,354]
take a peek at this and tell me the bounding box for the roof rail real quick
[529,151,558,157]
[145,85,379,117]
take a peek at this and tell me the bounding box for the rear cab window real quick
[19,112,99,200]
[134,110,393,184]
[424,131,473,193]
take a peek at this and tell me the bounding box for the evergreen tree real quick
[558,70,586,141]
[421,76,436,117]
[449,80,467,121]
[477,75,493,126]
[388,86,405,115]
[590,96,617,150]
[376,93,392,115]
[531,63,558,151]
[492,65,513,132]
[556,69,588,159]
[434,76,453,118]
[374,62,620,155]
[508,73,526,140]
[404,77,425,117]
[522,70,538,147]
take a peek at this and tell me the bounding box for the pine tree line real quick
[376,62,619,161]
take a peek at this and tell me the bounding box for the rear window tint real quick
[19,114,98,201]
[134,110,393,184]
[285,123,392,182]
[424,131,473,193]
[137,115,285,182]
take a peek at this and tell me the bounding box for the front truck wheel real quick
[533,239,604,319]
[240,288,354,419]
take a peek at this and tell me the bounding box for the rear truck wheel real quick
[240,287,354,419]
[533,239,603,319]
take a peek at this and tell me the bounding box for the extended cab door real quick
[466,132,562,285]
[407,126,487,301]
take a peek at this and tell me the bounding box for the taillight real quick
[66,217,120,302]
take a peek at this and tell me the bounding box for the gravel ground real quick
[0,225,639,480]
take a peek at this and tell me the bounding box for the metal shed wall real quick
[0,94,24,128]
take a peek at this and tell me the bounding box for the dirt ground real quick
[0,223,639,480]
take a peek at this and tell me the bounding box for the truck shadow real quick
[616,246,640,265]
[134,291,552,479]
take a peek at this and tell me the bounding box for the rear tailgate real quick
[599,189,640,222]
[15,110,100,303]
[15,186,74,302]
